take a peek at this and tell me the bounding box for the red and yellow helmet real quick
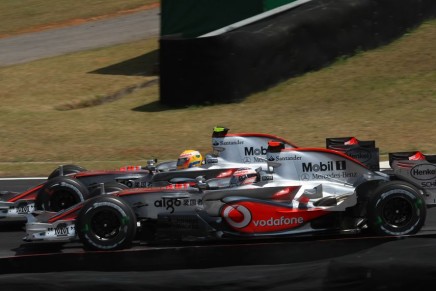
[176,150,203,169]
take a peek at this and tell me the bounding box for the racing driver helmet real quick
[230,167,259,187]
[177,150,203,169]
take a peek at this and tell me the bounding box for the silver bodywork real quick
[200,147,388,218]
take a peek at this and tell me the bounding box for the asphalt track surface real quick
[0,7,160,67]
[1,179,436,290]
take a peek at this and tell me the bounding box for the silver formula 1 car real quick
[0,161,164,219]
[1,126,297,220]
[159,141,427,241]
[23,140,428,251]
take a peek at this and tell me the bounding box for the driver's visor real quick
[177,157,189,168]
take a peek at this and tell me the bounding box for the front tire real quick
[35,176,89,212]
[366,181,426,236]
[76,196,137,251]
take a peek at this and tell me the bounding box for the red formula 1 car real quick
[23,141,428,251]
[1,127,297,220]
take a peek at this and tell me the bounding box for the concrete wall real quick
[159,0,436,106]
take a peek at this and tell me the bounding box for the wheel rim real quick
[382,197,413,228]
[49,191,78,212]
[91,210,121,240]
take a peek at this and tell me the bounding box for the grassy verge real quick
[0,19,435,177]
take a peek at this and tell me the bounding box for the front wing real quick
[0,200,35,219]
[24,219,77,242]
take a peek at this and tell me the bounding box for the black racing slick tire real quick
[366,181,426,236]
[35,176,90,212]
[76,195,137,251]
[47,164,87,180]
[88,182,129,199]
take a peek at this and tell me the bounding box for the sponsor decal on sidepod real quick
[221,202,328,233]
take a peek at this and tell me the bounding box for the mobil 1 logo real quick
[302,161,346,172]
[244,146,268,163]
[301,160,356,180]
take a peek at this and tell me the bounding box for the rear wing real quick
[326,137,379,171]
[389,151,436,168]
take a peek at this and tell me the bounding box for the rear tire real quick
[48,164,87,180]
[76,196,137,251]
[366,181,426,236]
[35,176,89,212]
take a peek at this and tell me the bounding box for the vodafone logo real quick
[222,204,305,230]
[222,205,252,228]
[253,216,304,227]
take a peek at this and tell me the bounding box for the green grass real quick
[0,9,435,177]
